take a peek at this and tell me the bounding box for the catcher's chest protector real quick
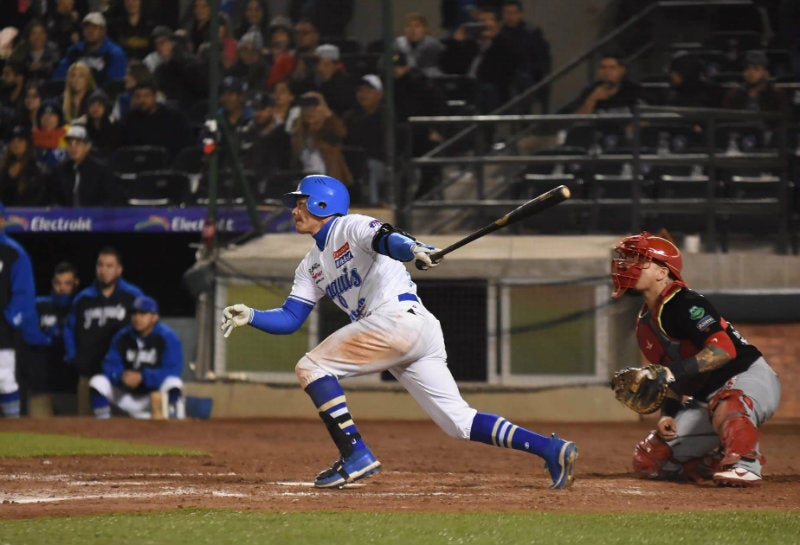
[636,283,693,365]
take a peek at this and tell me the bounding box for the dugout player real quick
[63,246,143,415]
[25,262,81,415]
[0,203,51,417]
[89,295,185,419]
[221,175,578,489]
[611,231,782,486]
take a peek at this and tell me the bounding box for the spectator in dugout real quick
[394,12,445,78]
[561,48,646,115]
[266,19,320,92]
[234,0,270,43]
[32,99,70,171]
[223,29,270,93]
[89,294,185,420]
[8,19,63,81]
[142,25,173,74]
[61,60,97,123]
[43,0,82,53]
[197,13,239,73]
[25,261,81,416]
[63,246,144,415]
[265,16,293,68]
[241,91,291,179]
[20,80,45,130]
[343,74,388,206]
[107,0,158,61]
[313,44,357,116]
[52,12,128,94]
[52,124,119,206]
[121,81,193,162]
[0,60,27,118]
[181,0,212,54]
[0,125,49,206]
[291,91,353,189]
[439,5,522,113]
[721,50,789,116]
[83,88,124,159]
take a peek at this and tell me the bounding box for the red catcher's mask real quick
[611,232,683,298]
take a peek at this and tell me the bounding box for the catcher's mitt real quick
[610,365,675,415]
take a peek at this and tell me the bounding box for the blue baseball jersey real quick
[101,321,184,393]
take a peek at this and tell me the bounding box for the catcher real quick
[610,232,781,487]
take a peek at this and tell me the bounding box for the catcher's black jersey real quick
[637,285,761,399]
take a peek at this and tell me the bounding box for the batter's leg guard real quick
[633,431,681,480]
[305,375,382,488]
[469,413,577,489]
[709,389,762,468]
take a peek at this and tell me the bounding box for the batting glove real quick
[221,304,254,338]
[413,243,442,270]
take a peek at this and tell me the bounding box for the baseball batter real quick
[611,232,781,486]
[221,175,577,489]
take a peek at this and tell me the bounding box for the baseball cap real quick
[392,50,408,67]
[151,25,174,42]
[250,91,275,109]
[82,12,106,27]
[238,30,264,50]
[10,125,31,142]
[65,125,91,143]
[315,44,340,61]
[133,295,159,314]
[220,75,245,94]
[359,74,383,91]
[744,50,768,68]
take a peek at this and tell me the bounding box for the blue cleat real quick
[314,447,382,489]
[544,433,578,489]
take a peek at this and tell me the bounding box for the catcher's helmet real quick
[611,232,683,298]
[282,175,350,217]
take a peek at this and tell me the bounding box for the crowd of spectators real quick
[0,1,555,207]
[1,1,798,208]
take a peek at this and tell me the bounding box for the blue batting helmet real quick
[282,175,350,217]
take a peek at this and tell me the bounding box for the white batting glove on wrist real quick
[221,304,254,338]
[413,243,442,270]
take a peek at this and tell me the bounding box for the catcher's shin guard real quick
[632,431,674,479]
[709,389,762,467]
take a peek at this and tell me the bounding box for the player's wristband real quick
[661,397,682,418]
[670,356,700,383]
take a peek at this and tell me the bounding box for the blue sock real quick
[89,389,111,419]
[0,390,20,418]
[469,412,550,457]
[305,375,366,455]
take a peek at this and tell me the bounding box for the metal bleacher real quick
[399,0,798,255]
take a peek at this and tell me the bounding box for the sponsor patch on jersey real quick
[696,315,716,331]
[689,305,705,320]
[333,242,353,268]
[368,219,382,228]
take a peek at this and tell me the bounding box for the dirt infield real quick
[1,418,798,520]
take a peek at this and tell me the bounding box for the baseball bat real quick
[415,185,571,270]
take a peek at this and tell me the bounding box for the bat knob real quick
[414,259,427,270]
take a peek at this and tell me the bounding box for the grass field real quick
[0,431,204,457]
[2,426,798,545]
[2,509,798,545]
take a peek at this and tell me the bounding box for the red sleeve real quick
[704,331,736,358]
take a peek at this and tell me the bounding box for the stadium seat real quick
[111,145,169,179]
[123,169,191,206]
